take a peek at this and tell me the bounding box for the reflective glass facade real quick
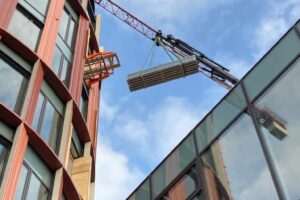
[127,20,300,200]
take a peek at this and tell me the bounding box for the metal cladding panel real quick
[127,55,199,91]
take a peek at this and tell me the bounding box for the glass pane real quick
[26,173,48,200]
[192,192,205,200]
[195,84,246,152]
[254,57,300,199]
[72,127,83,157]
[51,46,62,75]
[201,114,278,200]
[67,18,75,48]
[244,28,300,100]
[59,9,69,39]
[0,56,25,111]
[130,180,150,200]
[32,93,45,130]
[80,95,88,119]
[0,143,8,184]
[24,147,52,187]
[39,101,61,150]
[8,9,41,51]
[152,135,196,198]
[60,58,69,85]
[24,0,49,15]
[14,165,29,200]
[161,167,198,200]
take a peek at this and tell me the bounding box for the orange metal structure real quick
[84,51,121,86]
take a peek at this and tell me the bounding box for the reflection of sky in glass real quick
[0,58,24,111]
[59,9,69,39]
[219,114,278,200]
[24,0,49,16]
[26,174,48,200]
[8,9,40,51]
[67,19,75,47]
[14,165,28,200]
[39,102,55,144]
[32,93,45,130]
[51,47,61,74]
[256,58,300,199]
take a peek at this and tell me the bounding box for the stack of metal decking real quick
[127,55,199,92]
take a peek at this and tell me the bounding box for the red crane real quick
[95,0,239,89]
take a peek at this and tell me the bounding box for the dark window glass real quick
[33,92,63,152]
[0,53,28,113]
[253,57,300,199]
[80,86,89,119]
[70,127,83,159]
[8,7,42,51]
[0,138,9,186]
[67,19,75,47]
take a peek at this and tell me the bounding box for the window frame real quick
[9,5,44,51]
[17,161,51,200]
[0,51,29,114]
[0,136,11,187]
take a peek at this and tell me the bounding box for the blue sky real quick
[93,0,300,199]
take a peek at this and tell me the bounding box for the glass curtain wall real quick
[52,1,78,86]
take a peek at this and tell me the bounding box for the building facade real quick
[0,0,101,199]
[127,20,300,200]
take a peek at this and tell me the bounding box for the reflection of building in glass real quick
[0,0,101,199]
[127,20,300,200]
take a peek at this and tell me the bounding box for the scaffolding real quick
[84,51,120,86]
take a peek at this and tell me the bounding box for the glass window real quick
[58,7,77,50]
[80,86,89,119]
[8,7,42,51]
[128,180,150,200]
[201,114,278,200]
[152,135,196,198]
[0,52,28,113]
[160,167,198,200]
[195,84,246,152]
[70,127,84,159]
[244,27,300,100]
[253,57,300,199]
[51,46,71,85]
[0,137,10,187]
[15,147,52,200]
[18,0,50,21]
[32,82,64,152]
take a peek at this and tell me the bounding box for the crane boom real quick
[95,0,239,89]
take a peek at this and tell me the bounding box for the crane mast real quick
[95,0,239,89]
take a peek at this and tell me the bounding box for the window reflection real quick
[8,7,42,51]
[0,53,28,113]
[254,57,300,199]
[33,92,63,152]
[161,167,198,200]
[201,114,278,200]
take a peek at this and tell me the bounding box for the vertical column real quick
[58,100,73,165]
[0,0,17,28]
[51,168,64,200]
[0,124,28,200]
[69,16,89,103]
[37,0,65,65]
[21,60,44,124]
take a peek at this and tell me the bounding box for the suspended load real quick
[127,55,199,92]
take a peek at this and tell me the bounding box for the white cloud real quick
[253,0,300,58]
[95,141,144,200]
[113,96,205,162]
[99,96,119,123]
[114,0,237,33]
